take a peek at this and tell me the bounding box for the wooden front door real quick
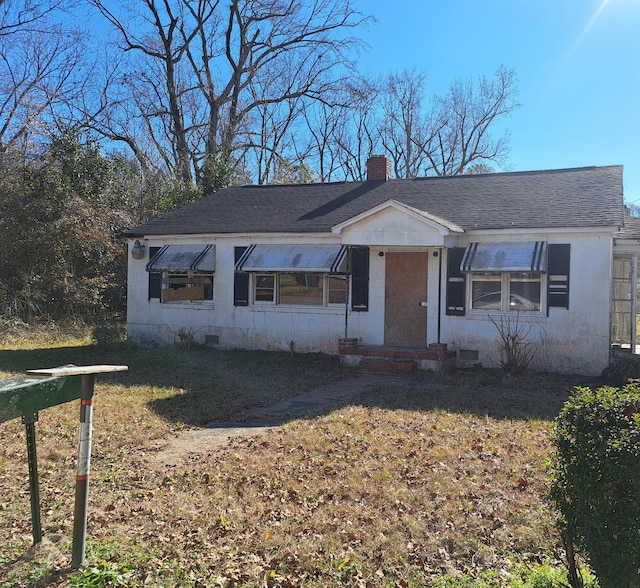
[384,252,428,348]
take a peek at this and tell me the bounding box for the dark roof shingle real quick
[124,166,625,237]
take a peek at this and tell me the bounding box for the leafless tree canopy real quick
[0,0,522,323]
[0,0,86,155]
[82,0,370,185]
[0,0,519,185]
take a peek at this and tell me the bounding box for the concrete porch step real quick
[358,357,417,374]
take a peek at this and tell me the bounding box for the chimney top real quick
[366,155,392,181]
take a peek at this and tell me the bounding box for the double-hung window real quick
[463,242,547,314]
[254,274,276,303]
[470,272,542,312]
[235,244,349,307]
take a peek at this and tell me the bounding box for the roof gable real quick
[333,199,464,246]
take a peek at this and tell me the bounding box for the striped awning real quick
[146,245,215,272]
[461,242,547,272]
[235,244,347,273]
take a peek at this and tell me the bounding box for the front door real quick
[384,252,428,347]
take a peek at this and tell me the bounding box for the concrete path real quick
[145,373,401,468]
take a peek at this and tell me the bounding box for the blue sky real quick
[355,0,640,204]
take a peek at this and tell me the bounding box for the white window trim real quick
[250,272,348,308]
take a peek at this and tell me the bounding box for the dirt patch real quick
[143,424,274,469]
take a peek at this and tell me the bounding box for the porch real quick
[338,338,456,374]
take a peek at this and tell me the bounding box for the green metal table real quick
[1,364,128,568]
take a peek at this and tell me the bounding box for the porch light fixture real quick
[131,240,146,260]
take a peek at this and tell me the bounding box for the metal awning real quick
[461,241,547,272]
[235,244,347,273]
[146,245,215,272]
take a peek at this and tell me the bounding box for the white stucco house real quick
[124,155,640,376]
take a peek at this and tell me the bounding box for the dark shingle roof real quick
[124,165,625,237]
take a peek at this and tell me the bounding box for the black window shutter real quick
[350,246,369,312]
[148,246,162,300]
[234,246,249,306]
[548,244,570,309]
[446,247,466,316]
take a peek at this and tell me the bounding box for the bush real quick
[92,323,127,348]
[489,314,536,374]
[549,383,640,588]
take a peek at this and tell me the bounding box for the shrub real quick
[489,314,536,374]
[549,383,640,588]
[92,323,127,348]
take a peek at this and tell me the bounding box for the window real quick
[146,244,215,304]
[279,273,322,305]
[162,272,214,303]
[471,273,502,310]
[470,272,542,312]
[327,275,348,305]
[235,243,359,309]
[455,242,569,315]
[255,274,275,303]
[251,273,347,306]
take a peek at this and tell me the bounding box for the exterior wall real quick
[127,235,385,353]
[439,232,613,376]
[126,225,615,376]
[339,206,448,247]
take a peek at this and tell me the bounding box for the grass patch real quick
[0,328,599,586]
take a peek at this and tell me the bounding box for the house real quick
[124,155,633,376]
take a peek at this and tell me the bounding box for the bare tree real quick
[378,69,438,179]
[0,0,63,37]
[372,66,518,179]
[0,0,87,155]
[425,65,520,176]
[332,76,380,181]
[85,0,370,186]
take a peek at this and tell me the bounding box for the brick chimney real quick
[366,154,392,181]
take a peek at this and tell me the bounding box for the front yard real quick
[0,327,598,587]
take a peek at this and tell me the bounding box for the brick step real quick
[358,358,417,374]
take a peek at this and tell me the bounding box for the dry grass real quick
[0,329,598,587]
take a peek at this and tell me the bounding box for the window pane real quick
[510,280,540,311]
[328,276,347,304]
[471,280,502,310]
[279,273,323,305]
[255,274,275,302]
